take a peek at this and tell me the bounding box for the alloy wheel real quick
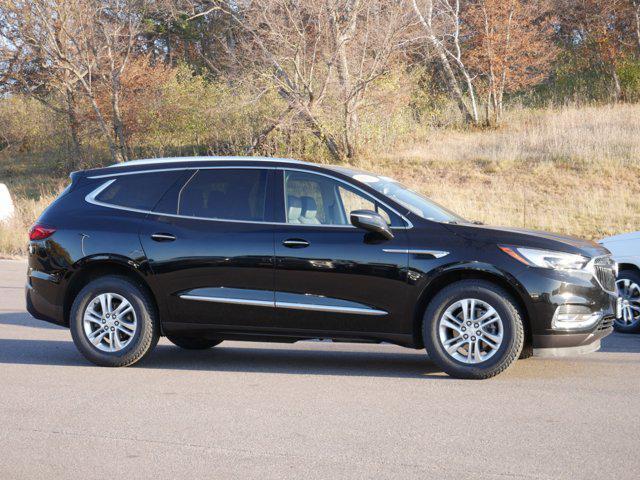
[83,292,138,352]
[438,298,504,364]
[616,279,640,328]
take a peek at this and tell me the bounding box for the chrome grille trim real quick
[588,255,617,294]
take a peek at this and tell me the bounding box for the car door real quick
[272,168,411,336]
[139,167,277,334]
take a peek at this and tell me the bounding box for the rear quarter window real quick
[95,171,184,211]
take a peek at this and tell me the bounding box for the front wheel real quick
[423,280,524,379]
[615,270,640,333]
[70,275,159,367]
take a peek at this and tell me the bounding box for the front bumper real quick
[516,266,617,354]
[532,315,614,356]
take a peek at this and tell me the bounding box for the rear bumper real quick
[25,280,66,327]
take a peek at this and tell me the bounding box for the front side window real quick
[176,169,268,221]
[283,170,400,226]
[95,171,182,210]
[335,169,465,224]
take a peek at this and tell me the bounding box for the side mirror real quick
[350,210,394,240]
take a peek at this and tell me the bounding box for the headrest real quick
[300,196,320,224]
[287,195,302,223]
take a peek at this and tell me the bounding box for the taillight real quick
[29,224,56,241]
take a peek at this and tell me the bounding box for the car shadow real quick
[0,337,449,379]
[0,311,63,329]
[599,331,640,353]
[146,343,449,379]
[3,312,639,377]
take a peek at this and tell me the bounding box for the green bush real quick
[617,59,640,103]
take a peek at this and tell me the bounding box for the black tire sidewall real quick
[423,281,523,379]
[615,270,640,333]
[70,276,158,367]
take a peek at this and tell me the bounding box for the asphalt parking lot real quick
[1,259,639,479]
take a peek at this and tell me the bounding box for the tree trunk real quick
[633,0,640,53]
[298,106,343,162]
[248,107,293,153]
[612,65,622,102]
[110,72,129,163]
[331,9,359,160]
[411,0,477,124]
[85,89,122,163]
[65,88,84,171]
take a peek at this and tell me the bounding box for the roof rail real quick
[110,156,309,168]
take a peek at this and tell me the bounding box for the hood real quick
[445,223,609,257]
[599,230,640,244]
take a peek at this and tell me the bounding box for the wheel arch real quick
[411,265,533,350]
[63,256,161,331]
[617,263,640,275]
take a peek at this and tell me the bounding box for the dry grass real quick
[0,103,638,257]
[358,103,640,240]
[0,190,60,258]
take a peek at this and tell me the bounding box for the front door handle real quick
[151,233,176,242]
[282,238,310,248]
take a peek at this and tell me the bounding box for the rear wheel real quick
[70,275,159,367]
[615,270,640,333]
[423,280,524,379]
[166,335,222,350]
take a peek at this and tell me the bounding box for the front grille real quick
[598,316,615,331]
[592,256,617,293]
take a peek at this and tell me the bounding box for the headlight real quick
[499,246,590,271]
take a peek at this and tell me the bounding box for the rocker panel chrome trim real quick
[179,294,388,316]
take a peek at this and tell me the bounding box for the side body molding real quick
[179,288,388,316]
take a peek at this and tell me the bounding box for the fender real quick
[62,253,168,330]
[407,260,534,347]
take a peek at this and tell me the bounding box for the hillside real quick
[1,103,639,257]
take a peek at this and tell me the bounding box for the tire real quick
[70,275,159,367]
[614,269,640,333]
[166,335,222,350]
[518,342,534,360]
[423,280,524,379]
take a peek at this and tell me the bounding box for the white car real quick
[600,231,640,332]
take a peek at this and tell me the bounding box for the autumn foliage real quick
[1,0,640,164]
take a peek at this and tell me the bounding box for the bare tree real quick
[200,0,410,162]
[1,2,85,168]
[464,0,557,124]
[632,0,640,52]
[410,0,480,124]
[555,0,632,102]
[0,0,142,163]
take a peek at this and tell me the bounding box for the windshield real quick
[346,172,466,223]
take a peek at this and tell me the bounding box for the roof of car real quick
[83,156,373,181]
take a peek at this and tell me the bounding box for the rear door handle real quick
[151,233,176,242]
[282,238,310,248]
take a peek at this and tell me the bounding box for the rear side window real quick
[175,169,268,221]
[95,171,183,211]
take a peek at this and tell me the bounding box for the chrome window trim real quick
[88,165,278,179]
[179,294,387,316]
[383,249,449,258]
[85,165,413,229]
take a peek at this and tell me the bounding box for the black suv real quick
[26,157,617,379]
